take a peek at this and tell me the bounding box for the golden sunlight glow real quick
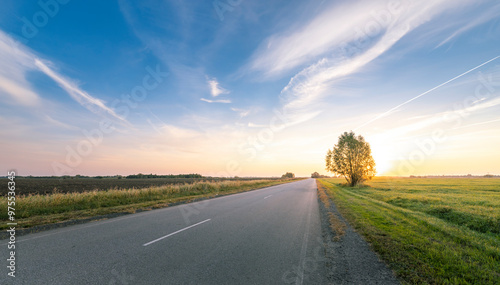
[370,142,395,176]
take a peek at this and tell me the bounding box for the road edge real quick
[315,179,401,284]
[0,179,305,239]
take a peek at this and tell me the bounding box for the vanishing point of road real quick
[1,179,327,284]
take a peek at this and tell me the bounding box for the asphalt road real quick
[1,179,326,284]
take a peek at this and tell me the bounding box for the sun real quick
[370,143,395,176]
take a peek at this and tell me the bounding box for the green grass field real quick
[0,179,300,230]
[317,177,500,285]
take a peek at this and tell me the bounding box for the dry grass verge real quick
[1,179,303,231]
[316,179,346,240]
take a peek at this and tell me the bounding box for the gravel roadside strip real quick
[317,184,401,285]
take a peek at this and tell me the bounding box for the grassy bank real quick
[317,177,500,284]
[1,179,301,230]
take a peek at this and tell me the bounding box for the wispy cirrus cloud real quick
[0,31,39,106]
[0,30,126,123]
[247,122,266,128]
[248,0,495,127]
[44,115,78,130]
[248,1,383,78]
[231,107,251,117]
[250,0,489,78]
[34,59,127,123]
[436,2,500,48]
[373,93,500,141]
[200,98,231,104]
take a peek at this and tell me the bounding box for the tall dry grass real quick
[1,179,290,220]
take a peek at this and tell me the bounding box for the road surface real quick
[1,179,326,284]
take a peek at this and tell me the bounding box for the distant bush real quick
[311,172,330,178]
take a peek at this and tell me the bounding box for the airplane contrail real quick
[354,55,500,131]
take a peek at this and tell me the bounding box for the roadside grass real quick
[316,180,346,240]
[0,179,301,230]
[317,177,500,284]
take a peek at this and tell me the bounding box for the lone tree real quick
[281,172,295,179]
[326,131,376,187]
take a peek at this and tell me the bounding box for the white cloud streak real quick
[0,31,39,106]
[249,1,383,77]
[453,118,500,130]
[0,30,126,123]
[200,98,231,104]
[34,59,126,123]
[249,0,490,126]
[436,2,500,48]
[44,115,77,130]
[247,122,266,128]
[377,95,500,139]
[231,107,251,117]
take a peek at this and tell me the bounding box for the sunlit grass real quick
[318,177,500,284]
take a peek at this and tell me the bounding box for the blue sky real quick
[1,0,499,177]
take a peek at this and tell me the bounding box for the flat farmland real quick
[0,177,296,231]
[0,177,270,195]
[317,177,500,284]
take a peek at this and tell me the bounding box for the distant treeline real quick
[0,176,284,195]
[125,173,203,179]
[311,172,332,178]
[8,174,204,179]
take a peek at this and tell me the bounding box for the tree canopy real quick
[326,131,376,187]
[311,172,329,178]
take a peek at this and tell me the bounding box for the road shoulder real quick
[316,180,400,284]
